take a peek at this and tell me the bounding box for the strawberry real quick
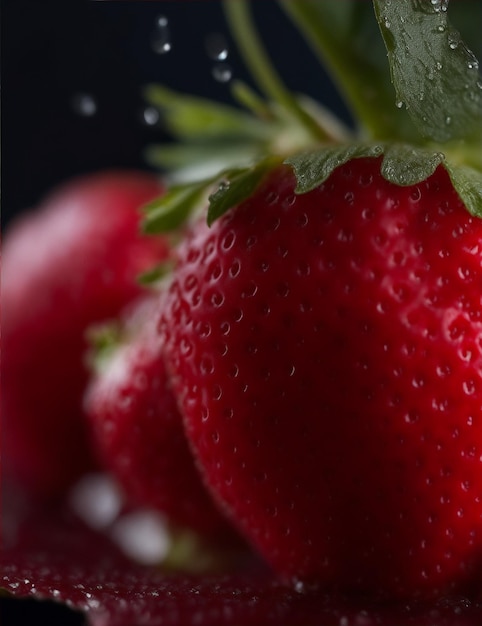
[4,0,482,621]
[144,0,482,601]
[159,155,482,598]
[2,171,168,502]
[84,294,238,544]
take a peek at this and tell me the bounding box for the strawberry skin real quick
[2,171,168,502]
[84,295,237,540]
[160,157,482,598]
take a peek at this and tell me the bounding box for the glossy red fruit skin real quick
[2,171,168,502]
[160,157,482,599]
[84,295,236,540]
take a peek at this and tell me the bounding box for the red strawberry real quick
[159,156,482,599]
[2,171,168,502]
[84,294,238,543]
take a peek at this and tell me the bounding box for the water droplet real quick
[384,18,391,28]
[205,32,229,61]
[437,24,446,32]
[404,411,419,424]
[445,116,452,125]
[72,93,97,117]
[212,63,233,83]
[151,15,172,54]
[294,579,306,593]
[396,100,404,109]
[69,474,123,530]
[141,106,160,126]
[430,0,448,12]
[110,510,171,565]
[436,62,443,70]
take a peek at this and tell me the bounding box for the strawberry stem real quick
[279,0,404,141]
[222,0,329,143]
[230,79,273,121]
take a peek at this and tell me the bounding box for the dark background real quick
[2,0,350,231]
[2,1,482,230]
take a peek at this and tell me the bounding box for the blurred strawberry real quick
[84,294,239,545]
[2,171,168,502]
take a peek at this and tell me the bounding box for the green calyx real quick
[141,0,482,233]
[85,321,124,375]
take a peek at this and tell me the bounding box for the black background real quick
[2,0,350,230]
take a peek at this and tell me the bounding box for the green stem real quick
[222,0,328,143]
[279,0,415,141]
[230,79,273,121]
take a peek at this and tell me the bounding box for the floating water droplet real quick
[110,510,171,565]
[396,100,404,109]
[69,473,123,530]
[72,93,97,117]
[445,116,452,125]
[151,15,172,54]
[141,106,160,126]
[384,18,391,28]
[212,63,233,83]
[205,32,229,61]
[436,62,443,70]
[437,24,446,32]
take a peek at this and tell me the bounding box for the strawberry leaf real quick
[137,261,174,286]
[444,162,482,218]
[142,182,213,234]
[207,157,281,226]
[279,0,419,142]
[285,145,385,193]
[287,144,482,221]
[144,85,272,143]
[144,142,263,184]
[373,0,482,143]
[380,145,445,186]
